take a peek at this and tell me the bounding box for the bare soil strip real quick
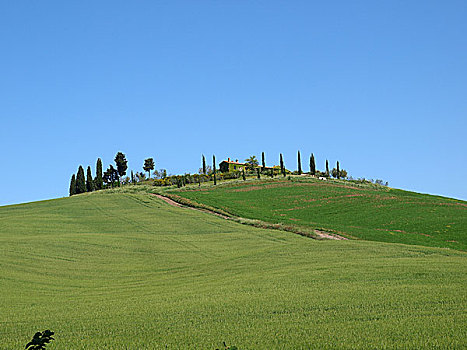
[153,194,231,219]
[153,193,346,240]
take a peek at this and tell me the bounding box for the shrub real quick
[223,171,241,180]
[25,330,55,350]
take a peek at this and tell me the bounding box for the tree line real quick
[69,151,349,195]
[69,152,159,196]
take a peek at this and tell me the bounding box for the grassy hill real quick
[0,190,466,349]
[168,176,467,250]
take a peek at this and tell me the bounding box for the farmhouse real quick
[219,158,277,173]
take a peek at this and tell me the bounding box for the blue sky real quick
[1,0,466,206]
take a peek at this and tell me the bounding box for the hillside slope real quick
[0,192,466,349]
[169,177,467,250]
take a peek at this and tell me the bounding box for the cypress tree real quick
[242,168,246,181]
[69,174,76,196]
[262,152,266,171]
[280,154,285,177]
[86,166,94,192]
[325,160,329,177]
[257,168,261,179]
[95,158,103,190]
[213,155,217,185]
[131,170,135,184]
[310,154,316,176]
[202,155,206,174]
[297,150,302,175]
[76,166,86,194]
[337,161,340,179]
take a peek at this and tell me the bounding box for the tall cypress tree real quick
[202,155,206,174]
[297,150,302,175]
[310,153,316,176]
[257,168,261,179]
[76,166,86,194]
[337,161,340,179]
[69,174,76,196]
[213,155,217,185]
[95,158,103,190]
[242,168,246,181]
[131,170,135,184]
[280,154,285,177]
[325,160,329,177]
[262,152,266,171]
[86,166,94,192]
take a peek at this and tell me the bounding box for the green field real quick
[170,177,467,250]
[1,190,466,349]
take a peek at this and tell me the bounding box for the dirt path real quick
[314,230,347,240]
[152,193,346,240]
[154,194,183,207]
[153,194,231,219]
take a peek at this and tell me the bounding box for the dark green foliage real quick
[114,152,128,186]
[103,165,118,188]
[244,155,259,171]
[143,158,155,179]
[25,329,54,350]
[213,155,217,185]
[310,153,316,175]
[280,154,285,177]
[216,342,238,350]
[76,166,86,194]
[262,152,265,171]
[131,170,135,185]
[69,174,76,196]
[337,161,340,179]
[95,158,103,190]
[332,167,347,179]
[257,168,260,179]
[86,166,94,192]
[325,160,329,177]
[242,168,246,181]
[270,168,274,178]
[297,150,302,175]
[202,155,207,174]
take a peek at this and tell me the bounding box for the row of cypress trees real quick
[263,151,342,178]
[201,151,345,185]
[69,159,104,196]
[301,151,344,178]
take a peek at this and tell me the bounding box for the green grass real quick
[1,191,466,349]
[169,177,467,250]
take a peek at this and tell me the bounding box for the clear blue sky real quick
[1,1,466,206]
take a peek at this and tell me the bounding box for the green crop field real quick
[169,177,467,251]
[1,190,466,349]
